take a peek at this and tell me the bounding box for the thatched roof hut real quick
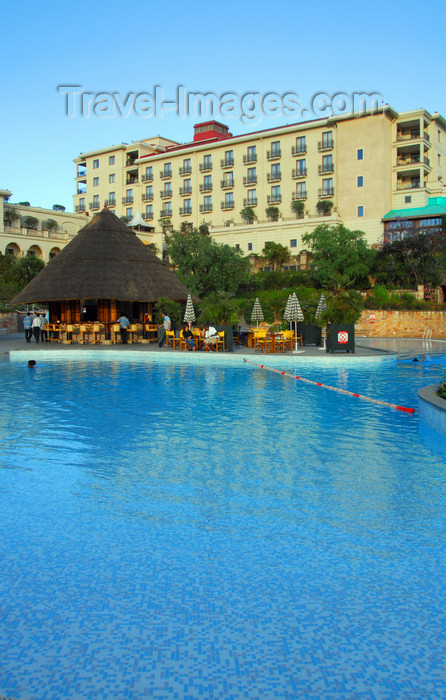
[12,208,194,323]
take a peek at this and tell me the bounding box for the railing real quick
[76,171,87,179]
[75,205,86,212]
[267,173,281,182]
[199,184,213,192]
[267,195,282,203]
[220,158,234,168]
[179,187,192,196]
[318,164,334,174]
[292,168,307,178]
[318,140,334,151]
[397,157,421,165]
[141,174,153,182]
[396,181,421,190]
[318,188,334,198]
[220,180,234,189]
[243,153,257,163]
[89,202,100,210]
[200,204,213,212]
[292,192,307,200]
[160,170,172,179]
[142,213,153,220]
[243,198,257,206]
[160,190,172,199]
[266,149,281,160]
[179,166,192,176]
[179,207,192,215]
[122,197,134,204]
[105,199,116,206]
[243,176,257,185]
[141,193,153,201]
[199,162,212,172]
[291,145,306,155]
[221,202,234,210]
[160,209,172,217]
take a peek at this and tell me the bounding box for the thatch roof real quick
[12,208,195,304]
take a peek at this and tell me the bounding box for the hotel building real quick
[73,106,446,264]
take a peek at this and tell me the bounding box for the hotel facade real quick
[73,106,446,264]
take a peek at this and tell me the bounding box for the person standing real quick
[23,312,33,343]
[116,313,130,344]
[40,314,47,343]
[158,311,171,348]
[32,313,42,343]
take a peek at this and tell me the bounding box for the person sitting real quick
[182,323,196,351]
[202,324,219,351]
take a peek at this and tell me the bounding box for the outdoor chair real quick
[91,324,102,344]
[282,330,295,352]
[127,324,139,344]
[215,331,225,352]
[65,324,78,344]
[166,330,179,349]
[253,330,267,353]
[111,323,121,344]
[78,324,90,344]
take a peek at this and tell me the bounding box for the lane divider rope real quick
[243,358,415,413]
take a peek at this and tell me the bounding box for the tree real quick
[16,255,44,285]
[52,204,66,211]
[18,201,30,206]
[3,207,20,225]
[291,200,305,218]
[316,200,333,216]
[302,223,375,289]
[261,242,290,271]
[265,206,280,221]
[166,227,250,297]
[22,216,38,229]
[44,219,58,231]
[240,206,257,224]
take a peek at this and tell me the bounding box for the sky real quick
[1,0,445,211]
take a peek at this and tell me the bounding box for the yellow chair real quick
[127,324,139,344]
[79,324,90,344]
[253,330,267,353]
[166,330,179,349]
[111,323,121,344]
[215,331,225,352]
[65,324,78,344]
[91,323,102,344]
[282,330,295,352]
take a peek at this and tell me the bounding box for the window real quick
[126,188,133,201]
[247,145,256,162]
[163,163,172,177]
[164,183,172,197]
[204,174,212,190]
[296,159,306,175]
[271,185,281,202]
[146,204,153,218]
[322,154,333,172]
[126,207,133,219]
[146,185,153,199]
[204,154,212,169]
[357,148,364,160]
[290,239,297,248]
[235,244,240,250]
[248,242,253,251]
[357,206,364,217]
[271,140,281,157]
[78,197,85,210]
[224,150,234,166]
[109,174,115,183]
[405,196,412,203]
[93,195,99,206]
[296,182,306,198]
[225,192,234,207]
[93,177,99,187]
[247,189,257,205]
[357,176,363,187]
[182,158,191,174]
[108,192,116,205]
[93,159,99,168]
[165,202,172,216]
[145,166,153,180]
[183,199,191,214]
[271,163,281,179]
[322,178,333,195]
[203,195,212,211]
[296,136,306,154]
[109,155,115,165]
[322,131,333,148]
[247,167,256,184]
[223,172,234,187]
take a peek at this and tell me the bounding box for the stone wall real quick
[356,310,446,338]
[0,313,19,333]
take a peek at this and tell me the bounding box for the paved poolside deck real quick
[0,332,393,359]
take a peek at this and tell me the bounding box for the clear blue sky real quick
[2,0,445,211]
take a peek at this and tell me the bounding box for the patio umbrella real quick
[288,292,304,352]
[183,293,196,327]
[315,293,327,350]
[251,297,264,329]
[283,294,292,329]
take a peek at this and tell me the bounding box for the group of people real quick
[23,312,48,343]
[158,312,220,351]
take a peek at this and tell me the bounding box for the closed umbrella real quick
[283,294,292,329]
[183,293,196,327]
[315,293,327,350]
[251,297,264,329]
[288,292,304,352]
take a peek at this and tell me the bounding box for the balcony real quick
[199,183,213,193]
[200,204,213,213]
[291,145,306,155]
[267,149,281,160]
[396,181,423,190]
[160,190,172,199]
[292,192,307,201]
[267,195,282,204]
[396,130,431,145]
[318,163,334,174]
[89,202,100,210]
[141,173,153,182]
[221,179,234,189]
[292,168,307,179]
[75,204,86,212]
[105,198,116,207]
[126,176,138,185]
[142,193,153,201]
[122,196,134,204]
[142,212,153,220]
[243,176,257,186]
[243,198,257,206]
[77,188,87,195]
[160,209,172,218]
[243,153,257,164]
[221,201,235,210]
[179,207,192,216]
[76,170,87,179]
[160,169,172,179]
[199,162,212,172]
[220,158,234,168]
[179,166,192,176]
[179,187,192,196]
[318,188,334,198]
[267,173,281,182]
[318,139,334,151]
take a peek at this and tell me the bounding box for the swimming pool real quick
[0,351,445,699]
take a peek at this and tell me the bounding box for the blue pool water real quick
[0,353,445,699]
